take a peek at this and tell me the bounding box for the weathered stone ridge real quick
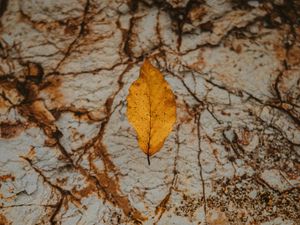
[0,0,299,224]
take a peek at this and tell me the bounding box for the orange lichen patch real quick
[206,209,229,225]
[0,174,15,182]
[0,122,26,139]
[238,129,251,146]
[0,213,11,225]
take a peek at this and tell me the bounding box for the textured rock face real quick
[0,0,299,224]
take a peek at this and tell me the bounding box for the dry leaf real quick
[127,59,176,164]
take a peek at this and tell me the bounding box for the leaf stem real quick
[146,72,152,166]
[147,153,151,165]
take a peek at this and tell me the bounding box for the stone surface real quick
[0,0,299,224]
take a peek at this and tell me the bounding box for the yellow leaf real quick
[127,59,176,164]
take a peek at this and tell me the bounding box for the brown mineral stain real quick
[286,168,300,180]
[64,21,80,35]
[71,183,98,199]
[233,44,242,54]
[277,70,294,93]
[0,98,9,108]
[92,169,147,222]
[0,213,11,225]
[27,63,40,77]
[26,147,36,159]
[287,45,300,66]
[200,21,213,32]
[273,44,286,61]
[281,102,292,110]
[155,192,171,222]
[238,129,251,146]
[0,122,26,139]
[221,110,231,116]
[41,77,64,107]
[29,100,55,124]
[90,142,146,222]
[218,73,236,86]
[177,102,194,123]
[188,54,205,72]
[212,148,221,164]
[188,6,207,21]
[1,81,24,105]
[23,62,44,82]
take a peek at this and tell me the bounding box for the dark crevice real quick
[0,0,8,18]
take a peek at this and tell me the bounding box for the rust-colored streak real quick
[90,161,147,222]
[89,124,146,221]
[28,100,55,124]
[155,192,171,215]
[0,174,15,182]
[71,183,98,199]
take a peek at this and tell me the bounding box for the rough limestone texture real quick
[0,0,299,224]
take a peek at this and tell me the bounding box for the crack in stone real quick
[154,124,181,224]
[20,156,82,224]
[54,0,90,72]
[196,112,207,224]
